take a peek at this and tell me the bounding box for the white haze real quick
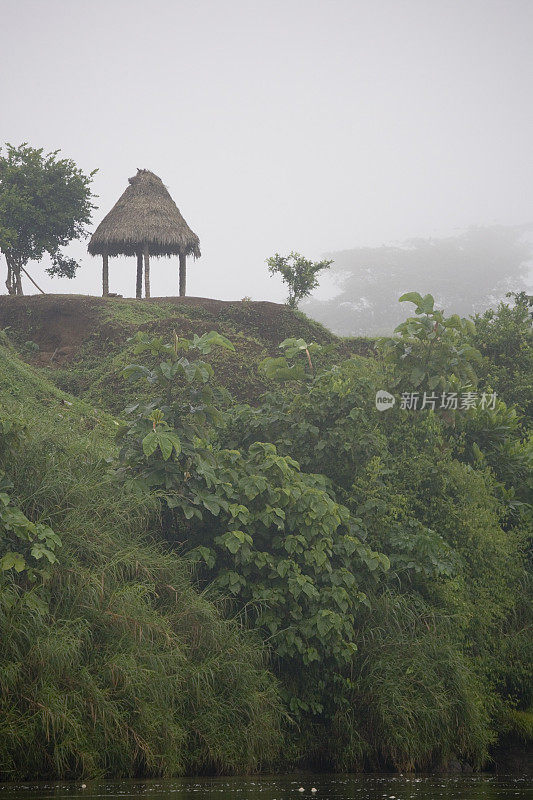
[0,0,532,301]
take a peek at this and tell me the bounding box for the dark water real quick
[0,775,531,800]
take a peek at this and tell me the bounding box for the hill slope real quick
[0,293,531,777]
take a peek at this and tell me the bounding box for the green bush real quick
[472,291,532,420]
[116,332,390,722]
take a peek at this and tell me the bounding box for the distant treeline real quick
[304,225,532,336]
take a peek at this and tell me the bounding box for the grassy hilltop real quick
[0,295,371,410]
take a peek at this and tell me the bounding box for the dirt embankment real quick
[0,294,349,372]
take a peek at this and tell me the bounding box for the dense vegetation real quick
[0,290,530,778]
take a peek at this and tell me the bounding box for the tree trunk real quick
[102,253,109,297]
[144,245,150,299]
[14,260,23,295]
[136,252,143,299]
[179,252,186,297]
[4,254,24,295]
[4,254,14,295]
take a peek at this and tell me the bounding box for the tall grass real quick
[331,593,494,772]
[0,344,282,779]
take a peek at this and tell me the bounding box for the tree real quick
[267,251,332,308]
[0,143,96,295]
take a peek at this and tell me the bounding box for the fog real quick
[1,0,532,303]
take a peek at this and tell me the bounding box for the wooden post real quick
[144,245,150,299]
[102,253,109,297]
[179,252,186,297]
[20,265,45,294]
[136,252,143,299]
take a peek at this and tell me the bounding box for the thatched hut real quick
[88,169,200,298]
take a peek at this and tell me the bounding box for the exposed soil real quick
[0,295,356,381]
[0,295,376,415]
[0,294,332,350]
[0,295,102,352]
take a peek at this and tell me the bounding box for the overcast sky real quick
[1,0,532,301]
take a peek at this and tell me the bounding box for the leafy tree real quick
[0,142,96,295]
[267,251,332,308]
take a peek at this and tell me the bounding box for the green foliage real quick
[116,330,234,487]
[380,292,481,399]
[115,311,531,770]
[260,338,323,382]
[267,251,333,308]
[0,415,62,611]
[332,594,494,771]
[0,288,531,777]
[450,400,532,518]
[0,479,61,577]
[0,142,96,293]
[472,291,533,420]
[224,294,531,768]
[179,442,389,668]
[116,332,390,701]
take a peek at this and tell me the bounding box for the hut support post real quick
[136,253,143,299]
[179,253,186,297]
[144,245,150,299]
[102,254,109,297]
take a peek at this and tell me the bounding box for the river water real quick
[0,774,531,800]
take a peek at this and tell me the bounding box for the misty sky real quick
[1,0,532,301]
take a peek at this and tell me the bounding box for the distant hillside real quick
[303,225,532,336]
[0,295,371,412]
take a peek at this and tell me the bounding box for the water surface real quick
[0,774,531,800]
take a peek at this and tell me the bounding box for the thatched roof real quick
[88,169,201,258]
